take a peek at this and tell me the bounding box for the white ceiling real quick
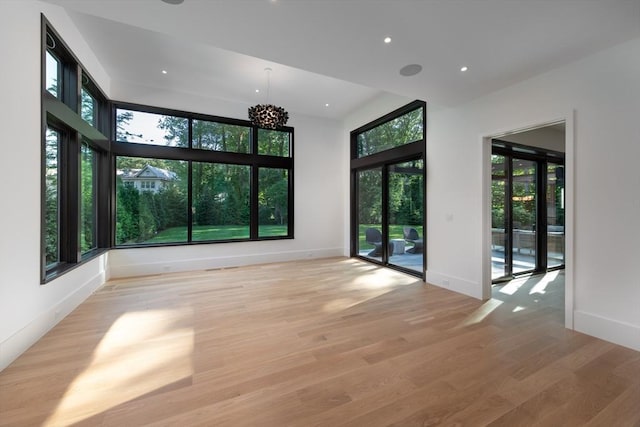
[43,0,640,120]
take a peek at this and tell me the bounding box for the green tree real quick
[115,180,139,244]
[158,115,189,147]
[115,110,134,141]
[259,168,288,225]
[80,145,95,252]
[44,130,59,264]
[81,89,96,127]
[357,108,423,157]
[258,129,289,156]
[357,169,382,225]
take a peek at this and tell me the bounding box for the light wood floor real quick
[1,258,639,426]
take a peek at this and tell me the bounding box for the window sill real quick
[42,248,108,285]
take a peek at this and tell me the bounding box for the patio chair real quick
[403,227,424,254]
[365,228,385,257]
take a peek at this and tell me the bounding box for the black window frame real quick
[350,100,427,279]
[41,16,110,283]
[111,102,294,248]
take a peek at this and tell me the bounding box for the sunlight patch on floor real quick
[323,297,366,313]
[456,298,503,328]
[351,267,417,290]
[322,266,418,313]
[498,279,525,296]
[529,270,559,295]
[44,307,194,426]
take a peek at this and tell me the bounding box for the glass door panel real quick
[547,163,565,268]
[388,159,424,273]
[491,155,508,280]
[357,168,383,262]
[511,159,537,274]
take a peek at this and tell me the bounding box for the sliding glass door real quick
[388,160,424,273]
[511,158,537,275]
[492,141,564,281]
[357,168,383,262]
[491,154,509,279]
[547,163,565,268]
[355,160,424,274]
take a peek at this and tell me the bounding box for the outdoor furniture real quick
[403,227,423,254]
[365,228,383,256]
[365,228,388,257]
[390,238,406,255]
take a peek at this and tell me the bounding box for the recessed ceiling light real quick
[399,64,422,77]
[255,89,260,93]
[460,66,468,72]
[325,103,330,107]
[161,0,184,4]
[384,36,392,44]
[161,70,168,74]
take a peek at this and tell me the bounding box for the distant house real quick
[119,164,176,194]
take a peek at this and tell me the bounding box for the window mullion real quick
[250,159,259,240]
[187,160,193,243]
[69,132,81,263]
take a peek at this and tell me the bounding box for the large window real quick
[41,17,109,282]
[41,16,294,282]
[351,101,426,278]
[112,103,294,247]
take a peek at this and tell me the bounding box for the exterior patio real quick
[358,241,424,274]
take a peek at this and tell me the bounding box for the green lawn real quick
[357,224,423,251]
[141,224,288,244]
[124,223,418,248]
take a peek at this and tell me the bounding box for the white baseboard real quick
[0,271,105,372]
[426,270,482,299]
[109,247,344,279]
[574,310,640,352]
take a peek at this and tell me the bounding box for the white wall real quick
[424,37,640,350]
[0,1,111,370]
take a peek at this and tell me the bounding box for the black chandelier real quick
[249,68,289,129]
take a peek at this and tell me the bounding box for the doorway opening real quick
[488,122,567,324]
[483,117,573,328]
